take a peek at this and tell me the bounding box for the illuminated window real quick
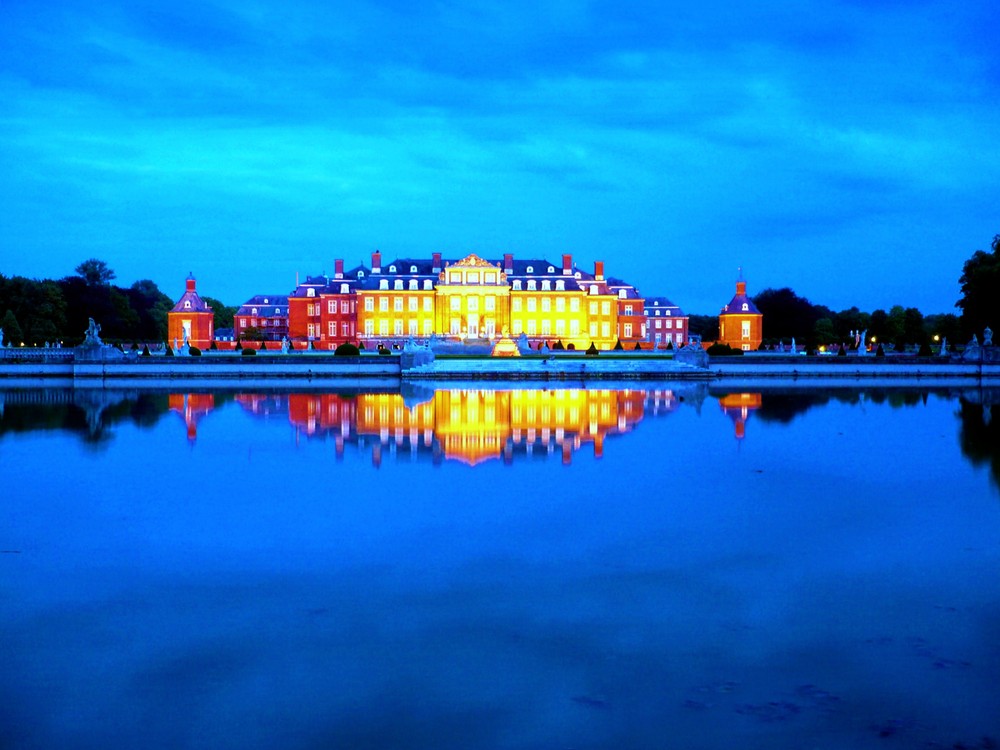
[526,320,537,335]
[526,266,534,273]
[423,280,432,290]
[409,280,418,290]
[379,280,388,290]
[357,271,364,278]
[394,298,403,312]
[389,265,396,273]
[742,303,749,311]
[542,280,551,291]
[570,320,580,336]
[364,298,373,311]
[541,298,551,312]
[379,320,388,335]
[450,318,461,335]
[468,297,479,311]
[513,280,521,290]
[512,298,522,312]
[527,298,537,312]
[365,320,374,335]
[450,272,461,283]
[555,320,566,336]
[601,322,610,337]
[512,320,523,334]
[555,298,565,312]
[664,319,673,329]
[589,323,598,337]
[485,272,496,283]
[742,320,751,339]
[450,296,461,311]
[590,285,598,295]
[589,302,597,315]
[469,272,479,284]
[624,323,632,337]
[328,301,335,314]
[408,297,418,311]
[423,298,432,312]
[394,319,403,335]
[541,320,551,335]
[328,322,335,336]
[184,300,191,309]
[410,265,417,273]
[570,298,579,312]
[619,289,627,299]
[341,301,350,313]
[601,302,610,315]
[394,280,403,290]
[342,322,349,336]
[379,298,388,312]
[485,296,495,311]
[547,266,554,273]
[423,320,433,335]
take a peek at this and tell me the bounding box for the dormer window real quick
[541,280,551,291]
[251,307,258,314]
[394,280,403,290]
[263,298,269,304]
[184,301,191,309]
[340,284,349,294]
[389,265,397,273]
[527,280,536,291]
[547,266,554,273]
[275,308,280,315]
[307,288,315,297]
[555,280,564,291]
[618,290,627,299]
[512,280,521,290]
[590,285,598,295]
[574,272,581,279]
[423,280,432,290]
[379,280,388,290]
[526,265,534,273]
[357,271,364,278]
[742,303,749,311]
[410,265,417,273]
[408,280,417,290]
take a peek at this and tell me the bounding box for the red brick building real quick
[718,273,763,351]
[167,273,214,349]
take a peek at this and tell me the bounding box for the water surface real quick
[1,385,998,749]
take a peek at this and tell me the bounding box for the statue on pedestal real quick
[83,318,103,347]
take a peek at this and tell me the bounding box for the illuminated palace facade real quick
[281,251,687,351]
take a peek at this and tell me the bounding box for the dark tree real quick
[75,259,116,286]
[752,288,819,341]
[957,234,1000,337]
[1,309,24,345]
[687,314,719,341]
[202,296,236,331]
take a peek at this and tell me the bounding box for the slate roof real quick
[236,295,289,317]
[644,297,686,316]
[722,290,761,315]
[170,290,212,314]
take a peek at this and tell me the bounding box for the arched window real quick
[555,280,564,291]
[541,280,551,291]
[512,280,521,290]
[547,266,554,273]
[252,307,258,314]
[379,280,388,290]
[526,266,534,273]
[410,265,417,273]
[357,270,364,278]
[742,303,749,311]
[394,280,403,290]
[527,280,536,291]
[306,288,315,297]
[423,280,432,290]
[184,301,191,309]
[389,265,397,273]
[340,284,349,294]
[409,280,417,290]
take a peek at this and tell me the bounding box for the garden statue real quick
[984,327,993,346]
[83,318,103,346]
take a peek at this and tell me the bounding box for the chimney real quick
[432,252,442,273]
[736,280,747,296]
[334,259,344,279]
[594,261,604,281]
[503,253,513,273]
[371,251,381,273]
[186,272,196,292]
[562,254,572,275]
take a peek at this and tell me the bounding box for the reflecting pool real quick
[1,384,999,749]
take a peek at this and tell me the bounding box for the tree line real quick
[688,233,999,350]
[0,259,236,346]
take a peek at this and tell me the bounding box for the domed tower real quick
[167,273,214,349]
[718,269,762,351]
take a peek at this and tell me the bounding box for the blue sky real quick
[1,0,997,314]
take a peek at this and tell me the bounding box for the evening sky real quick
[1,0,998,314]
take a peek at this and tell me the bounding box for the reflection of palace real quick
[718,392,762,440]
[168,393,215,441]
[225,388,685,466]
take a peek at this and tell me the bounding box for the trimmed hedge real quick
[335,343,361,356]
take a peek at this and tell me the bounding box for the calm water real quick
[1,384,999,749]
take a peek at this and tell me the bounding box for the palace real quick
[267,251,683,351]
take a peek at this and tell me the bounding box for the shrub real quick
[586,342,599,356]
[665,341,673,350]
[130,341,139,351]
[706,342,743,356]
[189,346,202,356]
[165,346,174,357]
[241,347,257,356]
[141,344,151,357]
[552,340,565,351]
[613,339,624,351]
[235,340,243,351]
[566,343,575,350]
[633,342,643,351]
[209,341,218,351]
[917,342,932,356]
[335,343,361,356]
[377,344,391,355]
[876,344,886,357]
[837,344,847,357]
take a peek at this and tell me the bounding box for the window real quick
[408,280,417,290]
[601,323,610,337]
[306,304,314,316]
[512,320,523,334]
[379,298,388,312]
[365,320,374,335]
[541,280,551,291]
[570,298,579,312]
[307,288,315,298]
[601,302,610,315]
[512,298,522,312]
[541,298,551,312]
[394,298,403,312]
[379,280,388,290]
[469,272,479,284]
[423,280,432,290]
[450,318,461,335]
[394,280,403,290]
[485,272,495,283]
[742,320,751,339]
[240,318,247,327]
[555,298,565,312]
[252,307,258,315]
[328,322,335,337]
[408,320,418,336]
[618,289,627,299]
[526,266,534,273]
[624,306,633,316]
[307,324,315,337]
[485,296,495,311]
[389,265,396,273]
[408,297,418,311]
[467,297,479,311]
[394,320,403,335]
[589,323,598,337]
[450,296,461,311]
[410,265,417,273]
[527,298,537,312]
[742,303,749,311]
[589,302,597,315]
[624,323,632,338]
[665,319,673,329]
[342,322,349,336]
[423,298,432,312]
[328,301,335,314]
[450,272,461,283]
[547,266,554,273]
[423,320,433,335]
[570,320,580,336]
[358,271,364,278]
[512,280,522,290]
[555,320,565,336]
[589,285,598,295]
[526,320,537,335]
[364,298,373,311]
[341,301,350,313]
[655,320,661,330]
[376,320,386,336]
[541,320,551,335]
[527,280,536,291]
[556,280,564,291]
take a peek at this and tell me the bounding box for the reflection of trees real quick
[754,394,831,424]
[957,398,1000,491]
